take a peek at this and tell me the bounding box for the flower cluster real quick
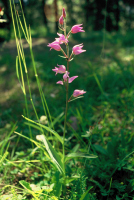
[47,8,86,100]
[52,64,78,85]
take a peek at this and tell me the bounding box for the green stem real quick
[62,60,69,197]
[62,18,70,196]
[63,80,68,169]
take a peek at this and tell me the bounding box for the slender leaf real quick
[58,55,67,58]
[19,180,32,191]
[71,144,80,153]
[22,115,63,144]
[69,58,74,62]
[0,152,8,164]
[80,186,93,200]
[19,180,39,200]
[68,96,84,102]
[50,112,64,128]
[25,122,43,132]
[65,152,97,162]
[93,144,107,155]
[37,135,64,174]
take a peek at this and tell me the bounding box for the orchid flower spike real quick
[47,41,61,51]
[52,64,66,75]
[72,44,86,55]
[73,89,86,97]
[71,24,85,34]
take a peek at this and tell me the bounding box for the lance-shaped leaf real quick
[65,152,97,163]
[80,186,93,200]
[37,135,64,174]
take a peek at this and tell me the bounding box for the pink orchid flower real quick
[57,72,78,85]
[69,76,78,83]
[59,15,64,25]
[47,41,61,51]
[55,33,68,44]
[63,71,69,80]
[62,8,66,18]
[52,64,66,75]
[63,73,78,83]
[71,24,85,34]
[72,44,86,55]
[73,89,86,97]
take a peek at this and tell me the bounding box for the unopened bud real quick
[62,8,66,18]
[59,15,64,25]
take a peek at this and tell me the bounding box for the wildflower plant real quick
[47,7,87,190]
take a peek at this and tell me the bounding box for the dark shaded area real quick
[1,0,134,41]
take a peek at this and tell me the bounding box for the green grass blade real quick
[17,14,29,42]
[79,186,93,200]
[0,151,8,165]
[93,73,104,95]
[22,115,63,144]
[0,123,17,155]
[19,0,30,41]
[25,122,43,132]
[16,55,24,92]
[65,152,97,162]
[50,112,64,128]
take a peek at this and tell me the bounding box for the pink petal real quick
[56,81,63,85]
[63,71,69,81]
[71,24,85,34]
[55,33,69,44]
[68,76,78,83]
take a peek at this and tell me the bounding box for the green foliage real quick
[84,133,134,199]
[1,1,134,199]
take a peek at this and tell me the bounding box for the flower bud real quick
[59,15,64,25]
[62,8,66,18]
